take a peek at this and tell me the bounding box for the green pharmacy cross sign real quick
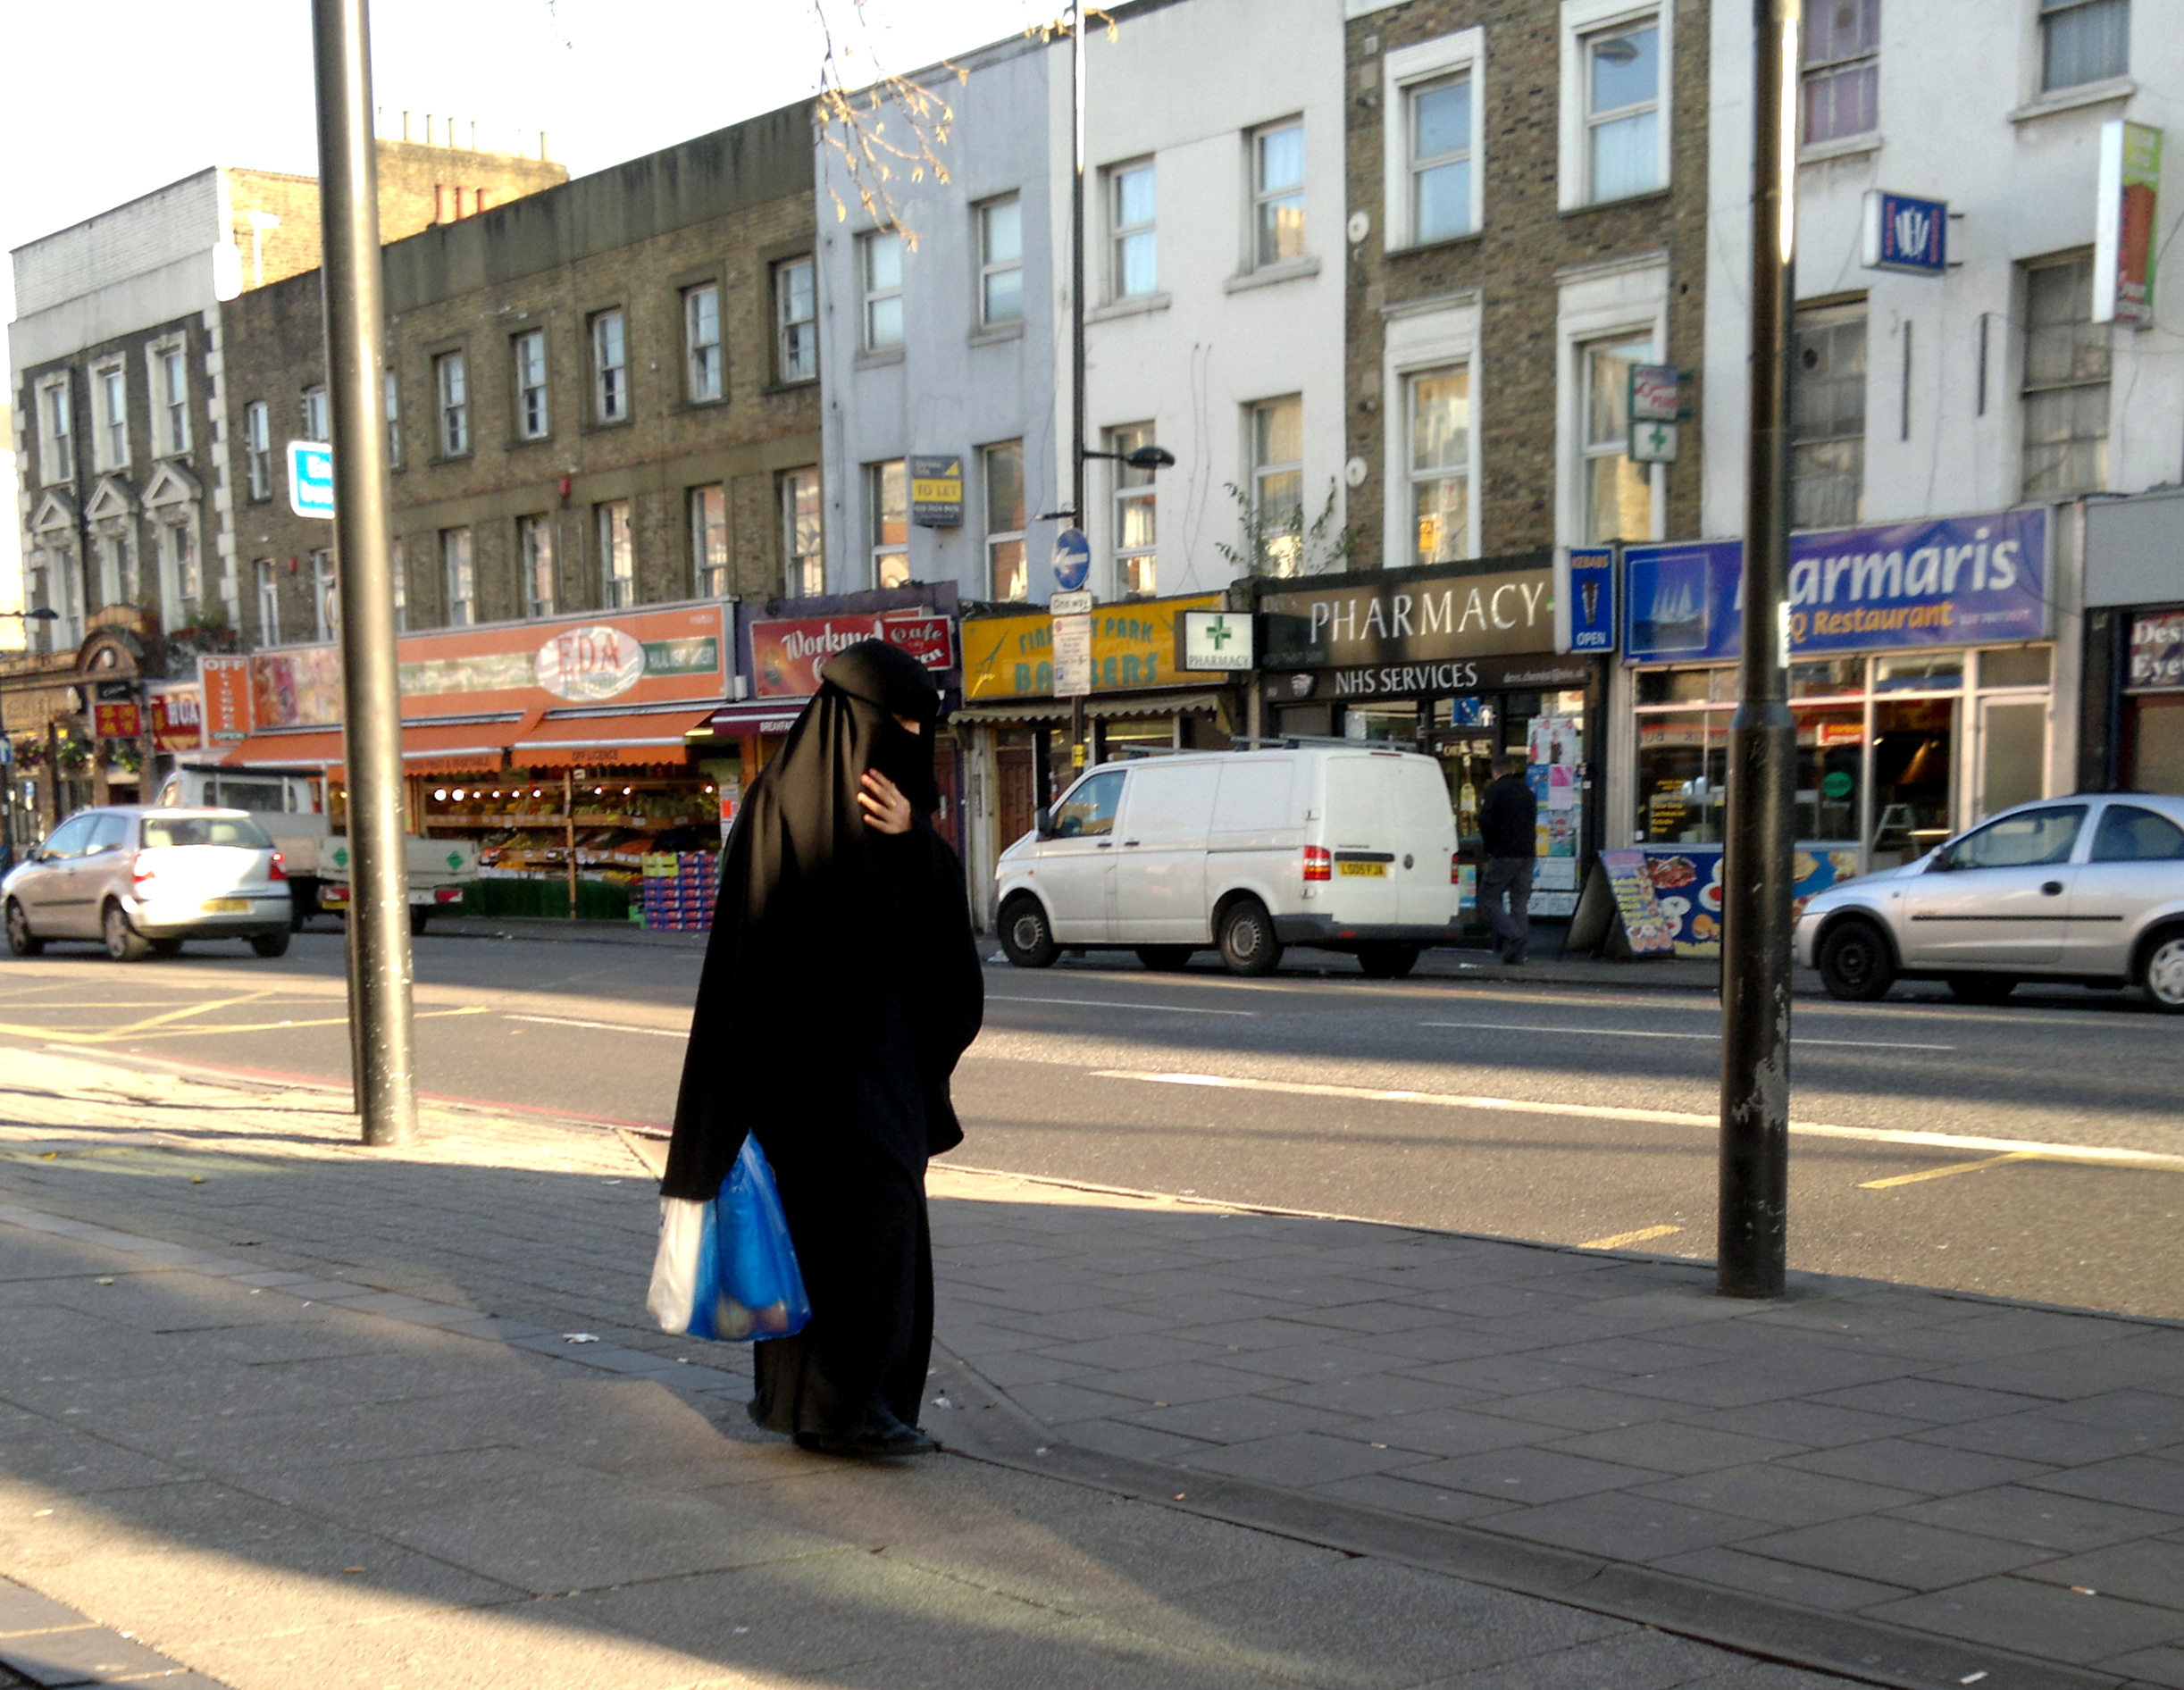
[1182,609,1254,673]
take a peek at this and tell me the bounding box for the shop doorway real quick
[1977,696,2047,818]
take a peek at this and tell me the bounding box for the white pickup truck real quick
[155,765,476,933]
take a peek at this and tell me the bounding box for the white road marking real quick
[1420,1019,1954,1051]
[994,995,1258,1017]
[1090,1069,2184,1173]
[505,1013,686,1039]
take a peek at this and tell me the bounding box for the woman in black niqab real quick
[664,639,983,1456]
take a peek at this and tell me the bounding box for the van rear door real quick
[1112,760,1218,941]
[1321,755,1405,928]
[1393,757,1460,928]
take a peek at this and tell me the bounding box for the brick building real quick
[223,102,821,646]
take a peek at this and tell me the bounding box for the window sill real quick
[578,417,633,436]
[2011,77,2136,123]
[1226,256,1322,294]
[428,453,473,468]
[854,347,906,370]
[1386,230,1483,259]
[762,377,820,397]
[504,434,556,451]
[969,320,1025,347]
[1560,185,1672,218]
[1087,292,1171,322]
[673,395,728,414]
[1799,131,1881,163]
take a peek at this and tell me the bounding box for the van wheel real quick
[251,931,291,959]
[1357,944,1421,980]
[1134,946,1194,971]
[1946,974,2016,1005]
[148,939,184,958]
[4,900,42,958]
[103,903,150,963]
[2140,928,2184,1014]
[409,908,431,937]
[1218,899,1282,977]
[999,897,1059,968]
[1818,918,1893,1001]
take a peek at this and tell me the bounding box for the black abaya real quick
[663,640,982,1439]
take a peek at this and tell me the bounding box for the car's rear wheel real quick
[1134,946,1194,971]
[251,930,291,959]
[1818,918,1894,1001]
[1218,898,1282,977]
[103,903,149,963]
[999,896,1059,968]
[1356,943,1421,979]
[4,900,42,958]
[1946,974,2016,1005]
[2139,929,2184,1014]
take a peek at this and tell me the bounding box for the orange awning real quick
[221,730,347,769]
[510,708,715,768]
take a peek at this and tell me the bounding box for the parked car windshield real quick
[140,816,274,850]
[1943,805,2085,871]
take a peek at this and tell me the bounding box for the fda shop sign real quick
[1862,190,1948,276]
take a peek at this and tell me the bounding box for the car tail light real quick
[269,851,288,882]
[322,883,350,906]
[434,886,462,904]
[1451,853,1462,884]
[131,855,156,888]
[1303,845,1331,883]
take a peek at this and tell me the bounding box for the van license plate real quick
[201,898,250,913]
[1337,861,1387,877]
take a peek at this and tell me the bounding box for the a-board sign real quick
[1599,850,1679,957]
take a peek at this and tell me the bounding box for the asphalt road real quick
[2,924,2180,1319]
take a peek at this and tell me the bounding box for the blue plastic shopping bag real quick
[647,1136,811,1342]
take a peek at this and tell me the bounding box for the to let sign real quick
[910,456,963,526]
[288,441,335,519]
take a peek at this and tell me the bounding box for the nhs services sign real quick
[1862,190,1948,276]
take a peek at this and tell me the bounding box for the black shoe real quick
[799,1407,937,1459]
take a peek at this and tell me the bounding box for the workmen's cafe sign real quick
[1259,564,1578,697]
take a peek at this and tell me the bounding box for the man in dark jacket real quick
[1476,754,1537,964]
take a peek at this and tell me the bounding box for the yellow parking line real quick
[1860,1151,2036,1190]
[1579,1224,1684,1251]
[0,1005,490,1045]
[107,991,280,1034]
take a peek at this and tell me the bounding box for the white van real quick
[994,745,1458,978]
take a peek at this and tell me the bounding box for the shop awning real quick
[948,691,1230,725]
[218,730,347,769]
[391,718,528,776]
[694,700,809,737]
[509,707,718,768]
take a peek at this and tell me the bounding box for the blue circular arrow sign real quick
[1051,528,1091,592]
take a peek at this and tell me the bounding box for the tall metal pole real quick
[312,0,417,1145]
[1718,0,1802,1297]
[1067,4,1089,773]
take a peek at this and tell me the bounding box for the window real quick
[244,402,271,501]
[505,330,547,441]
[301,385,330,443]
[1409,75,1475,243]
[1943,804,2085,871]
[519,515,556,617]
[384,369,402,467]
[96,364,128,471]
[255,558,279,642]
[2021,253,2109,499]
[1792,303,1866,529]
[37,378,71,485]
[690,485,728,598]
[982,441,1026,601]
[684,284,723,401]
[2092,804,2184,862]
[1249,397,1305,576]
[598,499,634,607]
[311,548,335,642]
[1581,333,1656,543]
[390,539,407,632]
[2040,0,2129,92]
[1052,769,1125,838]
[1109,423,1159,597]
[161,519,202,621]
[156,344,191,454]
[1251,121,1306,267]
[442,527,474,625]
[1583,15,1662,202]
[435,350,469,456]
[1801,0,1879,145]
[868,460,908,587]
[1109,161,1157,297]
[774,257,818,382]
[1407,367,1471,565]
[861,231,904,351]
[977,197,1024,328]
[591,310,628,422]
[781,467,823,597]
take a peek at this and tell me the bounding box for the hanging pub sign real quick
[1862,189,1948,275]
[2096,121,2162,327]
[1622,506,2049,663]
[909,456,964,526]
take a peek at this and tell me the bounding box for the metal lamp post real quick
[0,607,63,873]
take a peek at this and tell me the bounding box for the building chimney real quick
[402,110,414,142]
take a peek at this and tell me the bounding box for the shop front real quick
[1251,558,1600,917]
[1619,506,2061,952]
[2082,488,2184,795]
[201,603,735,919]
[951,591,1240,924]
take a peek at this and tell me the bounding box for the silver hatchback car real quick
[3,807,292,961]
[1796,792,2184,1009]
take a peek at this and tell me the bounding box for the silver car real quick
[3,807,292,962]
[1796,793,2184,1010]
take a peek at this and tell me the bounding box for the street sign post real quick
[288,440,337,519]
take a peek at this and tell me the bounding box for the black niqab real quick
[664,639,983,1438]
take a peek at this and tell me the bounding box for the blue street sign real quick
[1563,548,1616,654]
[1862,190,1947,276]
[1051,527,1091,592]
[288,440,336,520]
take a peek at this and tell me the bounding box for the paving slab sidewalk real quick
[0,1049,1847,1690]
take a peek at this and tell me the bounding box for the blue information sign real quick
[287,440,336,520]
[1051,527,1091,592]
[1863,189,1948,275]
[1564,548,1616,653]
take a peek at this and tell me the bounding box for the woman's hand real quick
[858,769,914,834]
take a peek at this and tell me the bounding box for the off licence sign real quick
[1629,365,1680,424]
